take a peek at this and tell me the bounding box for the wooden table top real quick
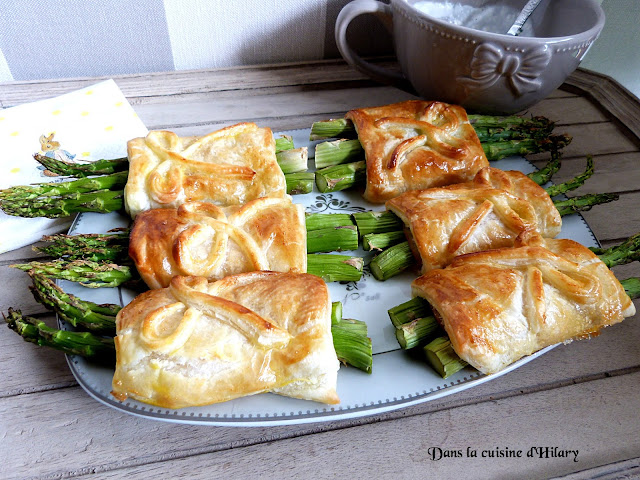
[1,61,639,479]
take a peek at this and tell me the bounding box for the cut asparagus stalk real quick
[424,336,468,379]
[285,172,314,195]
[553,193,619,216]
[590,233,640,268]
[544,155,594,197]
[29,274,118,334]
[362,231,406,251]
[314,139,363,169]
[352,211,404,238]
[388,296,433,328]
[310,119,357,140]
[306,213,354,231]
[4,308,115,361]
[315,160,366,193]
[332,318,373,373]
[369,241,414,281]
[306,254,363,282]
[307,226,359,253]
[275,135,295,153]
[396,316,440,349]
[34,154,129,177]
[276,147,308,174]
[11,259,136,288]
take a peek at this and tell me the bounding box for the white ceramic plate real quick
[60,128,599,426]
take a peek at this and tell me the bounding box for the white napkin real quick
[0,79,148,253]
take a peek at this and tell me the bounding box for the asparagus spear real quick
[544,155,594,197]
[14,252,363,285]
[29,274,118,333]
[0,171,127,201]
[34,230,130,262]
[34,154,129,177]
[553,193,619,216]
[6,301,373,372]
[11,259,136,288]
[32,135,294,177]
[4,308,115,362]
[527,145,562,186]
[591,233,640,268]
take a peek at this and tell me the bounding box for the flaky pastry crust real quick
[129,197,307,289]
[124,123,286,218]
[412,231,636,374]
[112,272,340,408]
[386,167,562,273]
[345,100,488,203]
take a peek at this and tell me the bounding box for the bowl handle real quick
[335,0,412,91]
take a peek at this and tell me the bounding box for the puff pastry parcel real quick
[129,197,307,289]
[346,100,489,203]
[112,272,340,408]
[387,167,562,273]
[124,123,286,218]
[412,232,636,374]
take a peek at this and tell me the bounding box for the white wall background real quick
[0,0,392,82]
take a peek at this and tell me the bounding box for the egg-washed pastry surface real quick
[124,123,286,218]
[412,232,636,375]
[129,197,306,289]
[112,272,340,408]
[386,167,562,273]
[345,100,489,203]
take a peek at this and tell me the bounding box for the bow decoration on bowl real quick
[458,43,552,97]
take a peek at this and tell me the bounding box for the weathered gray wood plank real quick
[6,372,636,480]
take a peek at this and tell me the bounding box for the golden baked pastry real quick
[129,197,307,289]
[112,272,340,408]
[412,231,636,374]
[124,123,286,218]
[345,100,489,203]
[386,167,562,273]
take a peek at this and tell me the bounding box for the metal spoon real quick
[506,0,544,36]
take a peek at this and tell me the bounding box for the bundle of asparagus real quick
[0,114,572,219]
[355,154,618,281]
[0,136,311,219]
[387,235,640,378]
[13,211,367,286]
[5,274,373,373]
[310,115,573,193]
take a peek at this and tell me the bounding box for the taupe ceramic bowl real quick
[336,0,606,114]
